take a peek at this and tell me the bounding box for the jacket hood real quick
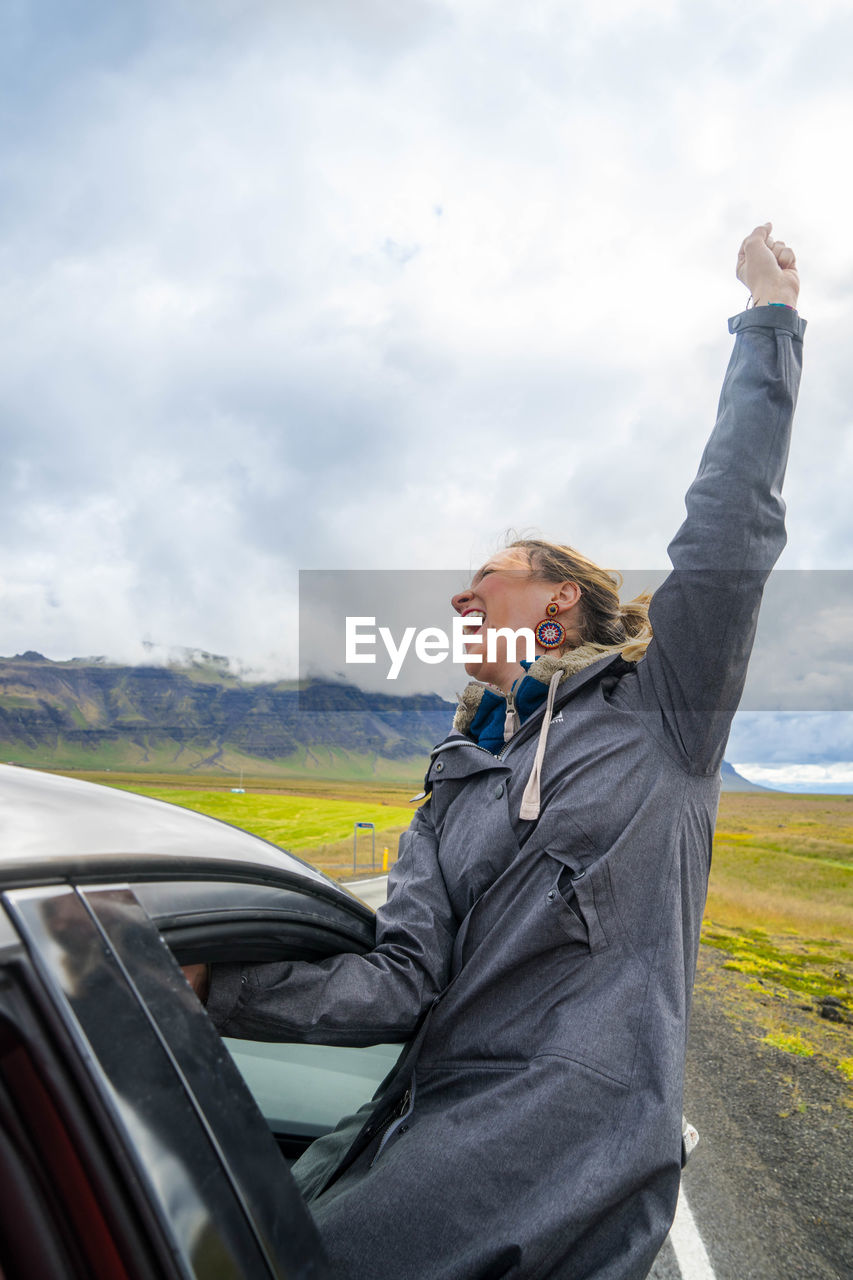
[452,641,629,737]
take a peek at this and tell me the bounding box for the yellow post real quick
[382,847,389,872]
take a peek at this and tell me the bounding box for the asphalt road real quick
[347,876,393,911]
[345,877,851,1280]
[666,949,850,1280]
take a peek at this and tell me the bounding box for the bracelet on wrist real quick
[747,296,794,310]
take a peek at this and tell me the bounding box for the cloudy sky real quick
[2,0,853,785]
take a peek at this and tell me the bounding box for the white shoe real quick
[681,1115,700,1166]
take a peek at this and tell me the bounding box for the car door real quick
[129,872,405,1163]
[0,880,331,1279]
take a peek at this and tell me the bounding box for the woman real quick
[189,223,804,1279]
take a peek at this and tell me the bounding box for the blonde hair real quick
[507,537,653,663]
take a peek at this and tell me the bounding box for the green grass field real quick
[108,779,421,877]
[709,792,852,939]
[3,739,428,783]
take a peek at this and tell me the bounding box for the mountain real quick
[0,652,453,780]
[0,653,774,787]
[719,760,773,792]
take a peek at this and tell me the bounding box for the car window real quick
[223,1038,404,1139]
[0,1023,134,1280]
[134,878,375,965]
[134,876,400,1151]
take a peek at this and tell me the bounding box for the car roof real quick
[0,765,335,891]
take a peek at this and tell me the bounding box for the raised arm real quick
[632,224,805,772]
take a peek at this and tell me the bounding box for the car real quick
[0,764,403,1279]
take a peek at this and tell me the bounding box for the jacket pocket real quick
[546,864,609,954]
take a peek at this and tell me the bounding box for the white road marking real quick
[669,1187,716,1280]
[342,874,716,1280]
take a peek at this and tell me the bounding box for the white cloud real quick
[2,0,853,739]
[733,761,853,793]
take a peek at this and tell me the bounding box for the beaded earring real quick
[535,602,566,649]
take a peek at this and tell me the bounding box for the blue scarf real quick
[467,661,548,754]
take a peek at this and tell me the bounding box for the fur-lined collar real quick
[452,642,628,737]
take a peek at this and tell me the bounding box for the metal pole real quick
[353,822,376,875]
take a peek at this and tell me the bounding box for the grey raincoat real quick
[208,305,806,1279]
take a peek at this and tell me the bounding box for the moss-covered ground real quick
[702,792,852,1089]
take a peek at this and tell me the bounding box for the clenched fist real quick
[737,222,800,310]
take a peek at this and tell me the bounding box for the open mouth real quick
[462,608,486,637]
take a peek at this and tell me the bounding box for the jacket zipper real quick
[503,687,520,742]
[371,1077,416,1165]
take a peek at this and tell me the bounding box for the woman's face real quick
[451,548,579,691]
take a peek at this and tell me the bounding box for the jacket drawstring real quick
[519,669,563,821]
